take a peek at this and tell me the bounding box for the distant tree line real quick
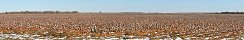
[204,12,244,14]
[3,11,79,14]
[219,12,244,14]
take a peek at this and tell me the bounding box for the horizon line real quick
[0,11,243,13]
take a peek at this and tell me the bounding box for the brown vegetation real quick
[0,13,244,39]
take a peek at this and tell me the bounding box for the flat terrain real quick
[0,13,244,39]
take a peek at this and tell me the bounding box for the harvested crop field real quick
[0,13,244,40]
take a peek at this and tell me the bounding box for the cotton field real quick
[0,13,244,40]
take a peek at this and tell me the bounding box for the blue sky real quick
[0,0,244,12]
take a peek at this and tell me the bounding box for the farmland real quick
[0,13,244,40]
